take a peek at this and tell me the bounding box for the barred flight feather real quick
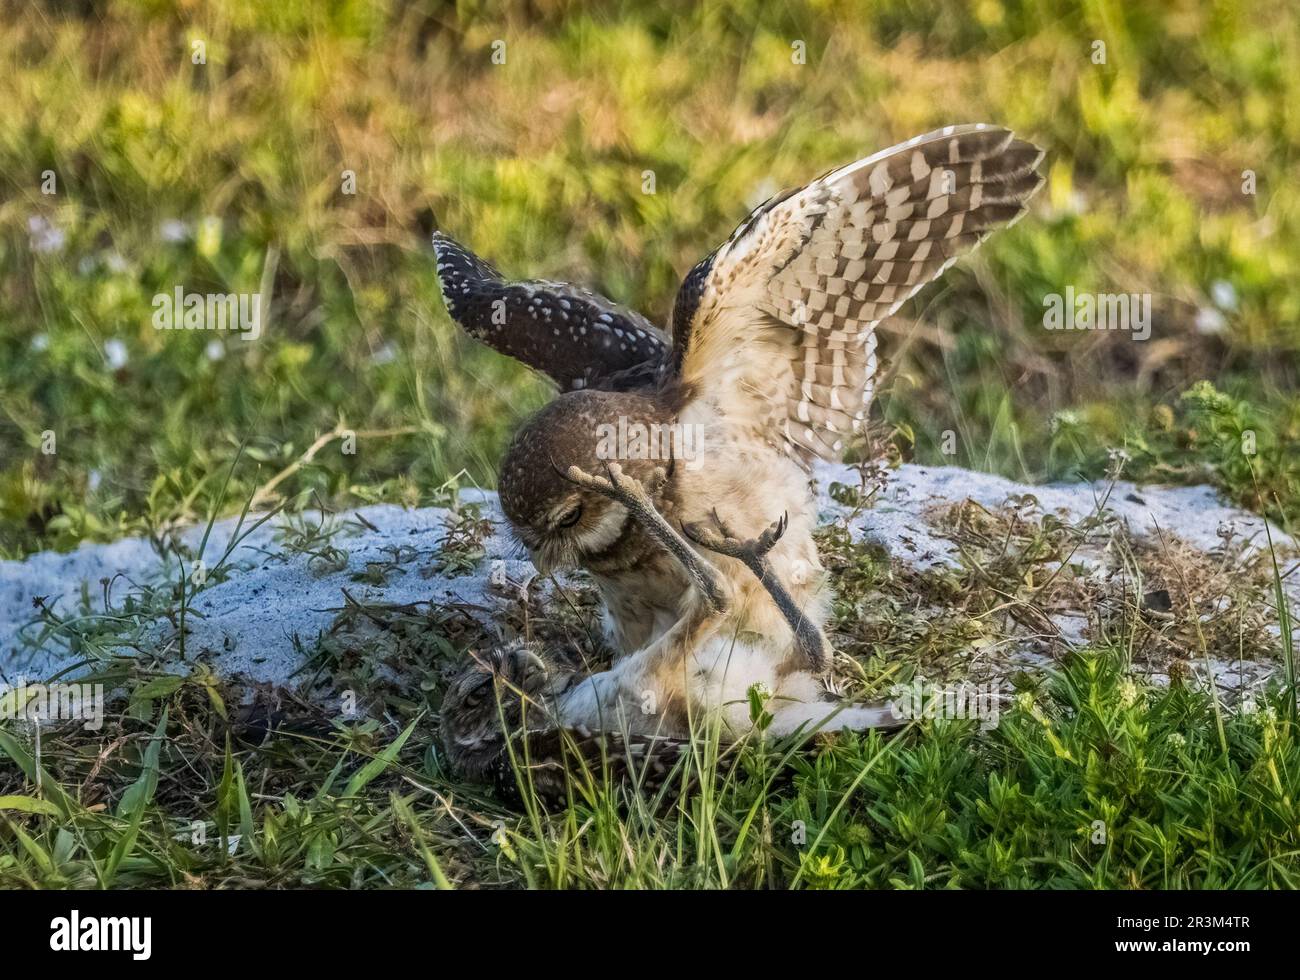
[672,124,1045,463]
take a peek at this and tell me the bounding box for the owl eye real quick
[557,504,583,528]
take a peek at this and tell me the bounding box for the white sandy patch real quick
[3,465,1296,701]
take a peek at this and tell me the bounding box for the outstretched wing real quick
[433,232,670,393]
[670,125,1045,461]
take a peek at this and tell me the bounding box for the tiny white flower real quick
[30,333,49,352]
[205,339,225,361]
[370,342,398,365]
[27,215,65,254]
[87,470,102,492]
[104,338,128,370]
[1210,280,1238,312]
[159,219,190,243]
[1195,307,1227,335]
[1050,410,1081,434]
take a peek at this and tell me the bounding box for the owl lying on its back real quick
[435,125,1044,790]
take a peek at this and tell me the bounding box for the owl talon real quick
[563,461,663,511]
[683,509,787,563]
[561,462,729,614]
[562,462,629,502]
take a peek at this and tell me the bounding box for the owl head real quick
[498,389,673,573]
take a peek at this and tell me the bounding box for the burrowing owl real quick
[436,125,1044,778]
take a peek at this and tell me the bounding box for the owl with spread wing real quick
[435,125,1044,783]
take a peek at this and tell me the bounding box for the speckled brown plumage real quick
[433,232,669,393]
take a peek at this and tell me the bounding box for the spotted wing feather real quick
[434,232,670,393]
[671,125,1045,461]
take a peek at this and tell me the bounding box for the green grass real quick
[2,0,1300,888]
[3,649,1298,888]
[3,453,1299,889]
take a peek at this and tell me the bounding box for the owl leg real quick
[682,510,829,673]
[562,462,730,613]
[551,597,722,738]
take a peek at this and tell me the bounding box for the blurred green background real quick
[2,0,1297,557]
